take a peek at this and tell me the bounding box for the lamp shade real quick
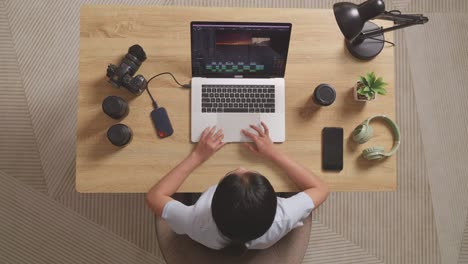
[333,0,385,40]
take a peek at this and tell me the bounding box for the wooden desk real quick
[78,6,395,193]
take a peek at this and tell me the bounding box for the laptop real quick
[190,21,292,142]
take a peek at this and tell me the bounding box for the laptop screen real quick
[191,22,292,78]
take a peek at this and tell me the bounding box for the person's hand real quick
[242,122,280,160]
[192,126,226,162]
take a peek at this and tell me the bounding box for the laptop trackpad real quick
[217,114,261,142]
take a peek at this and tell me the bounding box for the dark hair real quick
[211,171,277,256]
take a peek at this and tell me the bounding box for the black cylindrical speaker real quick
[312,84,336,106]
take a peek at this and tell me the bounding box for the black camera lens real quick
[312,84,336,106]
[102,96,129,119]
[107,124,133,147]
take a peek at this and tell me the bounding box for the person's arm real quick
[146,127,225,216]
[242,122,329,207]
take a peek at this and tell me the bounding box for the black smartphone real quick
[322,127,343,171]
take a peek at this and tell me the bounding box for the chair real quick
[155,215,312,264]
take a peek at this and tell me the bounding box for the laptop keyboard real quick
[201,84,275,113]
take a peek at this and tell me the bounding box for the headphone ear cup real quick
[352,124,373,144]
[362,146,385,160]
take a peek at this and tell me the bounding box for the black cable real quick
[146,87,159,109]
[145,72,190,109]
[147,72,186,88]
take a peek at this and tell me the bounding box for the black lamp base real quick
[346,21,385,60]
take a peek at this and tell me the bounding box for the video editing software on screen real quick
[191,23,291,78]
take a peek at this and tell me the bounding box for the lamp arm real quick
[377,11,428,24]
[356,11,429,40]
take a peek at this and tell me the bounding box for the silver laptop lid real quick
[191,22,292,79]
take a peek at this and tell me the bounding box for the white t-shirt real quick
[162,185,315,250]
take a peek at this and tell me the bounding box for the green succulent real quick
[357,72,388,99]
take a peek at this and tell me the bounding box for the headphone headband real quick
[364,115,400,157]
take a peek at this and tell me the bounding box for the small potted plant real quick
[354,72,388,101]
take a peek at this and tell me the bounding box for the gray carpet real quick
[460,214,468,264]
[405,13,468,264]
[0,170,164,264]
[1,0,467,263]
[0,0,47,194]
[304,220,383,263]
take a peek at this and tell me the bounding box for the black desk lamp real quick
[333,0,428,60]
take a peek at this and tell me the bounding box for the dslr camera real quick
[106,44,148,95]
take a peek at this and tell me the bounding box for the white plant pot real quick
[354,81,375,102]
